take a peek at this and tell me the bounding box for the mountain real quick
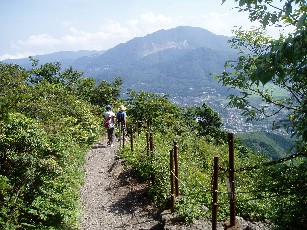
[71,26,237,97]
[4,26,285,134]
[4,50,105,69]
[3,26,237,98]
[78,26,233,67]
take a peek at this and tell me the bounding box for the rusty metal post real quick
[212,156,219,230]
[228,132,236,227]
[149,132,154,153]
[150,132,155,184]
[170,149,175,213]
[130,125,134,152]
[122,124,125,148]
[136,120,139,136]
[173,140,179,197]
[146,132,149,156]
[146,119,150,131]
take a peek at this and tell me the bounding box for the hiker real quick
[116,105,127,140]
[103,105,116,147]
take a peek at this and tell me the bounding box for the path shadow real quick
[109,169,164,229]
[91,143,107,149]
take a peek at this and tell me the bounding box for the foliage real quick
[183,103,227,144]
[251,160,307,229]
[88,77,123,108]
[219,0,307,228]
[28,57,123,109]
[120,90,283,223]
[218,0,307,149]
[0,60,121,229]
[0,63,29,118]
[0,113,52,229]
[237,131,296,160]
[0,113,85,229]
[125,90,183,134]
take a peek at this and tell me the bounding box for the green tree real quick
[219,1,306,228]
[219,0,306,149]
[0,63,29,118]
[183,103,227,144]
[0,113,54,229]
[25,57,123,110]
[90,77,123,107]
[125,90,183,133]
[0,61,104,228]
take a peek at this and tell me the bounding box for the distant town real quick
[170,87,288,136]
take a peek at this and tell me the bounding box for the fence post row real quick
[129,120,239,226]
[146,132,149,156]
[212,156,219,230]
[130,124,134,152]
[129,123,300,228]
[173,140,179,197]
[170,149,175,213]
[228,132,236,227]
[122,124,125,148]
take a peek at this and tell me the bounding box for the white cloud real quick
[140,12,173,25]
[17,34,60,46]
[2,11,281,61]
[3,12,178,60]
[0,53,31,61]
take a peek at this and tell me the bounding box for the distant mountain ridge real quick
[4,26,237,98]
[73,26,237,96]
[5,26,287,136]
[4,50,105,69]
[78,26,233,68]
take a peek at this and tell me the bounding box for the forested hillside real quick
[237,132,296,160]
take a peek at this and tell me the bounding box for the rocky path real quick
[79,139,163,230]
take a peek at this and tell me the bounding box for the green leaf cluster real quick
[0,59,122,229]
[237,131,296,160]
[218,1,307,228]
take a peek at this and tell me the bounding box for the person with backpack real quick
[103,105,116,147]
[116,105,127,141]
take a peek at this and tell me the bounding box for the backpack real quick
[104,116,114,129]
[116,111,125,124]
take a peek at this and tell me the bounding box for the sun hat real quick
[119,105,126,111]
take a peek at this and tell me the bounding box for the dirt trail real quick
[79,139,273,230]
[79,139,163,230]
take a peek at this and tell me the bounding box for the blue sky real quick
[0,0,280,61]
